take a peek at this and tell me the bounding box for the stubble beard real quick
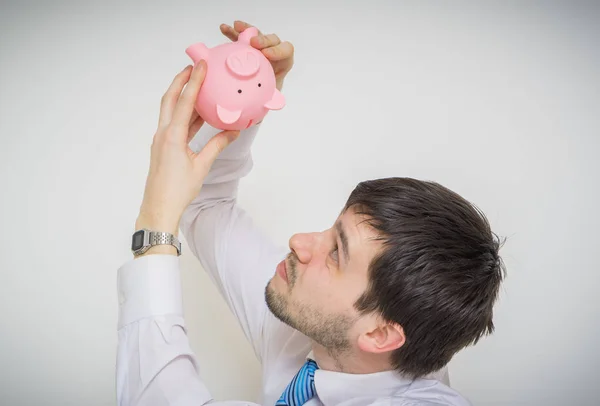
[264,253,354,353]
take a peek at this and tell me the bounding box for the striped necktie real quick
[275,359,319,406]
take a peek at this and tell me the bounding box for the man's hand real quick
[135,61,240,240]
[220,20,294,91]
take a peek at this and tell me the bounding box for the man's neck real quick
[310,342,395,375]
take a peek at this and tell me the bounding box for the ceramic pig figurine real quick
[185,27,285,131]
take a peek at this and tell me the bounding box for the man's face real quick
[265,207,382,352]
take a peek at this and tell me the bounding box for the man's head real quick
[265,177,505,378]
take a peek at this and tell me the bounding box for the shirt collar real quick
[306,351,414,405]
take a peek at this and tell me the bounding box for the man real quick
[116,20,505,406]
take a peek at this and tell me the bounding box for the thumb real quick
[193,130,240,175]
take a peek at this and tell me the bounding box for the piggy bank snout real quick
[226,50,260,77]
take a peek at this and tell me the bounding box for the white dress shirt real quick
[116,124,472,406]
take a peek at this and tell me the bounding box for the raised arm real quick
[179,122,283,363]
[117,56,246,405]
[116,21,296,405]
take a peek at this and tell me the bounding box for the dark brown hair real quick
[346,177,505,378]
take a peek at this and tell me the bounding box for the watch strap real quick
[149,231,181,255]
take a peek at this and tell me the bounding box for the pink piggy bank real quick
[185,27,285,131]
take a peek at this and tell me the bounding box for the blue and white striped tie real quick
[275,359,319,406]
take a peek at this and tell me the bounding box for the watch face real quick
[132,230,145,251]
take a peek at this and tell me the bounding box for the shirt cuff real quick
[117,254,182,330]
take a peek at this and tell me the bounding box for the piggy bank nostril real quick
[258,83,261,87]
[226,51,260,77]
[238,89,242,94]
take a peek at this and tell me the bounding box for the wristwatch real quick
[131,228,181,256]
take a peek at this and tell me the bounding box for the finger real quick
[193,130,240,176]
[250,33,281,50]
[158,65,192,128]
[220,23,239,42]
[233,20,261,35]
[171,60,206,133]
[262,41,294,61]
[187,115,205,144]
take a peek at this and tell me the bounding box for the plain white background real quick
[1,0,599,405]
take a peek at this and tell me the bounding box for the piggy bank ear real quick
[238,27,259,44]
[217,105,242,124]
[264,88,285,110]
[185,43,210,63]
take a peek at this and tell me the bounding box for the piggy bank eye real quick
[258,83,261,87]
[237,89,242,94]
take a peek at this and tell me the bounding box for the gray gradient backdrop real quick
[1,0,599,405]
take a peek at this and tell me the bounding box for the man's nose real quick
[289,232,321,264]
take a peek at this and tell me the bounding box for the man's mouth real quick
[276,258,288,283]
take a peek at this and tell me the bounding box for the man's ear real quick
[357,322,405,354]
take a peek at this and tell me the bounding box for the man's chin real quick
[265,275,281,295]
[264,282,295,327]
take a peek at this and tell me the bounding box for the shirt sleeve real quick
[116,254,263,406]
[179,123,290,366]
